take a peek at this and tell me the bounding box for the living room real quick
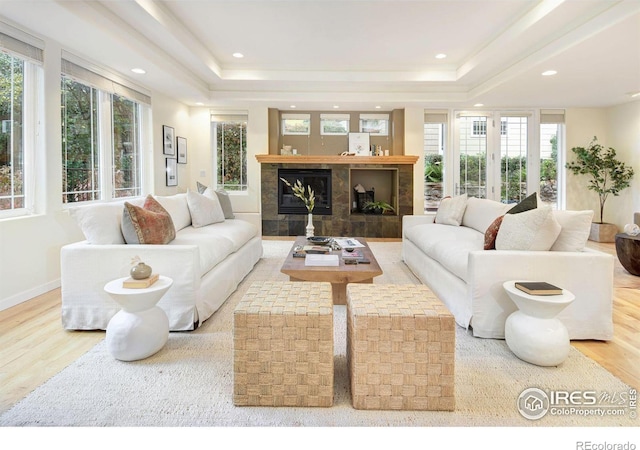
[1,0,639,445]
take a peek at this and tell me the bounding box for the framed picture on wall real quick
[163,125,175,156]
[177,136,187,164]
[166,158,177,186]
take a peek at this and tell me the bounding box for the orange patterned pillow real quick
[122,195,176,244]
[484,215,504,250]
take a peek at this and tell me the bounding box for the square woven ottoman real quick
[346,284,455,411]
[233,281,334,407]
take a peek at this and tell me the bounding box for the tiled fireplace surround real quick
[260,162,414,238]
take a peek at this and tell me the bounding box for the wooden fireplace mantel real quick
[255,155,418,165]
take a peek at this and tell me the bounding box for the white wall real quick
[564,104,640,228]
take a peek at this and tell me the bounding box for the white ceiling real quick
[1,0,639,110]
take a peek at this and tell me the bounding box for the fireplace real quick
[278,168,332,215]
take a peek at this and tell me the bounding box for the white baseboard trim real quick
[0,279,61,312]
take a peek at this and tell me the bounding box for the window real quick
[472,119,507,137]
[282,113,310,135]
[539,110,565,209]
[61,58,148,203]
[212,114,248,191]
[0,32,43,217]
[359,113,388,136]
[320,113,349,135]
[423,111,447,212]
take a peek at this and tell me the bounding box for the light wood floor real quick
[0,239,638,415]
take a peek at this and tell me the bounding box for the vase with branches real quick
[565,136,634,224]
[280,177,316,236]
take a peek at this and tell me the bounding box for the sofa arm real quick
[467,248,614,340]
[61,241,201,329]
[402,214,436,237]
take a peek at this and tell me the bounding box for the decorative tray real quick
[307,236,332,245]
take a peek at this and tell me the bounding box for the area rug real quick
[1,241,636,427]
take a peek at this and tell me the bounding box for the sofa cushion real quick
[122,195,176,244]
[171,226,235,277]
[187,190,225,228]
[551,210,594,252]
[495,206,561,251]
[435,194,467,226]
[462,197,512,233]
[506,192,537,215]
[484,215,505,250]
[155,194,192,232]
[200,219,258,252]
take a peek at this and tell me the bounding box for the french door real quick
[453,111,535,204]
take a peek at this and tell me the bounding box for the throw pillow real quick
[435,194,468,226]
[121,195,176,244]
[551,210,594,252]
[495,206,561,251]
[187,189,225,228]
[70,202,127,245]
[507,192,537,215]
[197,181,208,194]
[213,188,235,219]
[484,215,505,250]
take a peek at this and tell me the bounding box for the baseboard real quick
[0,279,61,312]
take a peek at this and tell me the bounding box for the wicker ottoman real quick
[346,284,455,411]
[233,281,334,407]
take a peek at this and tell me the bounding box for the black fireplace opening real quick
[278,168,332,215]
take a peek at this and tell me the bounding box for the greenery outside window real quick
[0,32,42,218]
[61,58,148,203]
[213,114,248,191]
[320,113,349,135]
[282,113,310,135]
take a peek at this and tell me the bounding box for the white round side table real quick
[502,281,575,367]
[104,276,173,361]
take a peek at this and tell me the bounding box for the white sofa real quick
[402,196,614,340]
[61,192,262,331]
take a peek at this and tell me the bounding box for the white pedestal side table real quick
[503,281,575,367]
[104,276,173,361]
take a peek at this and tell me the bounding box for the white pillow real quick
[155,194,192,232]
[495,206,561,251]
[462,197,512,233]
[435,194,468,226]
[69,202,126,244]
[551,210,594,252]
[186,190,225,228]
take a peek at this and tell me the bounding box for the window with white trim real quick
[359,113,388,136]
[320,113,349,135]
[0,31,42,217]
[282,113,310,135]
[61,58,149,203]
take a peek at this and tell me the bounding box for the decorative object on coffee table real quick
[503,280,575,366]
[130,260,152,280]
[233,281,333,407]
[104,276,173,361]
[280,177,315,237]
[615,233,640,276]
[346,284,455,411]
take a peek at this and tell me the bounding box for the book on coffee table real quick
[305,254,339,266]
[514,281,563,296]
[342,249,364,260]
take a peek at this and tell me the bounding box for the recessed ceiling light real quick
[290,105,296,108]
[435,53,447,59]
[630,92,640,98]
[333,105,340,109]
[542,70,557,76]
[474,103,484,107]
[232,52,244,58]
[375,105,381,109]
[131,68,146,74]
[195,102,204,106]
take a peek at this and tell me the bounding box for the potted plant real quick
[362,200,395,215]
[565,136,634,242]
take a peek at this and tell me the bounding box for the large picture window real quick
[0,32,43,217]
[61,58,148,203]
[213,114,248,191]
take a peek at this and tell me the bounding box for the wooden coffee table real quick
[280,236,383,305]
